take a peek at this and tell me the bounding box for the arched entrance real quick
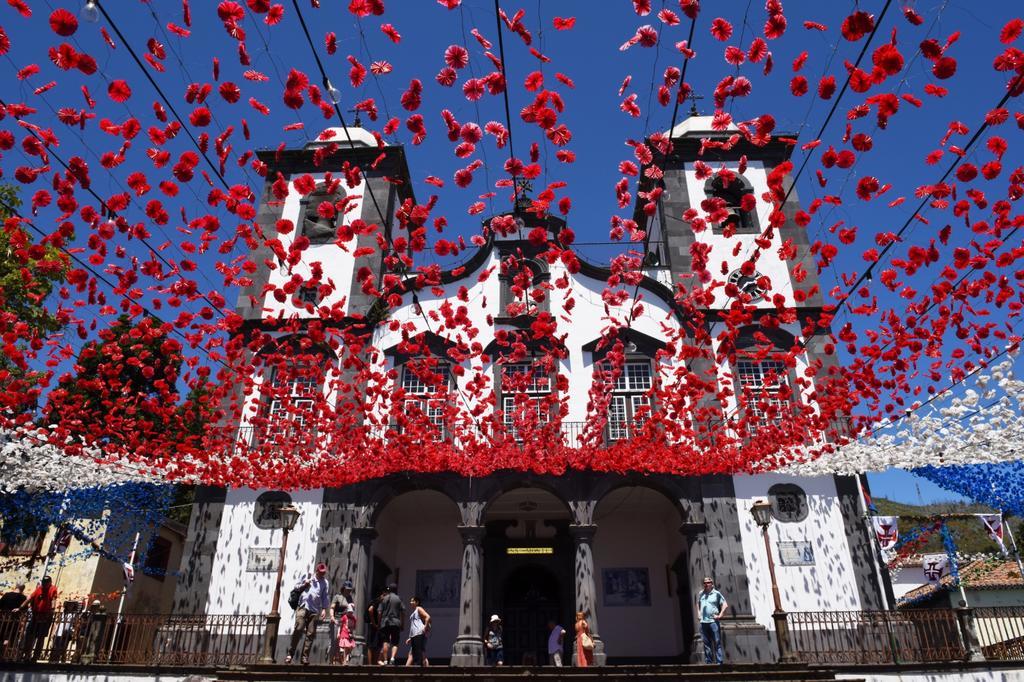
[372,489,461,664]
[592,486,690,663]
[502,565,561,664]
[483,487,573,665]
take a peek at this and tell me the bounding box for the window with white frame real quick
[400,361,450,439]
[501,362,552,437]
[598,360,653,440]
[736,358,790,427]
[264,360,322,444]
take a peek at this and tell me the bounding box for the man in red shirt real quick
[22,576,57,661]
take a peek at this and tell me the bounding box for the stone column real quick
[349,526,377,665]
[569,524,606,666]
[450,525,485,666]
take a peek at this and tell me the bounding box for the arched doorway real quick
[372,490,461,663]
[502,565,561,664]
[483,487,573,665]
[592,486,690,663]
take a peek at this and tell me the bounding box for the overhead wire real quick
[94,1,233,192]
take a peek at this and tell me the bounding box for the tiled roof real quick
[897,559,1024,606]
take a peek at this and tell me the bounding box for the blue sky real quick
[2,1,1021,503]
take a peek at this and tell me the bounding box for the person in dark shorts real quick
[405,595,430,667]
[376,583,404,665]
[363,589,383,665]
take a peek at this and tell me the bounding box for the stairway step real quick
[211,663,842,682]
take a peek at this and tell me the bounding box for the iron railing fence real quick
[0,609,265,666]
[234,415,860,452]
[787,609,966,664]
[975,605,1024,661]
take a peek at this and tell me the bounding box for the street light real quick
[750,498,796,663]
[259,504,301,664]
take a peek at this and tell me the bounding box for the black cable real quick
[837,70,1024,309]
[94,1,232,192]
[288,0,390,229]
[493,0,521,210]
[0,197,233,372]
[0,98,228,319]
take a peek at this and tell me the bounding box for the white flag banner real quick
[872,516,899,550]
[922,553,950,584]
[122,561,135,584]
[979,514,1009,556]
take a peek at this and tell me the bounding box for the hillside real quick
[872,497,1022,556]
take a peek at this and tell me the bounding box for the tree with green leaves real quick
[0,184,70,415]
[43,314,216,462]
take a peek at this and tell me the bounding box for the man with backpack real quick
[285,563,330,665]
[376,583,404,666]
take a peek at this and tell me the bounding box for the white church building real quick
[172,116,888,665]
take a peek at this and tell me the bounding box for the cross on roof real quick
[687,92,704,117]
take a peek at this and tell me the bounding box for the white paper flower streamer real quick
[772,353,1024,476]
[0,426,162,493]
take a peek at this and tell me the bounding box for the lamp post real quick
[750,498,796,663]
[259,504,301,664]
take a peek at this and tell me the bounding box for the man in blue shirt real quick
[286,562,330,665]
[697,577,728,664]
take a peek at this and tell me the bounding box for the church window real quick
[598,360,653,441]
[501,362,553,439]
[253,491,293,528]
[736,358,790,428]
[301,185,340,245]
[706,175,757,232]
[768,484,808,523]
[400,361,450,440]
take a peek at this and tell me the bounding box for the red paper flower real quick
[107,80,132,103]
[445,44,469,69]
[710,18,733,42]
[932,56,957,79]
[48,8,78,36]
[840,11,874,41]
[380,23,401,43]
[553,16,575,30]
[1000,18,1023,44]
[219,82,241,103]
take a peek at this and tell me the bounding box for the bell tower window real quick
[301,185,340,244]
[705,174,757,233]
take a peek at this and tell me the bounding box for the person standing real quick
[22,576,57,662]
[377,583,404,666]
[405,595,431,667]
[697,576,728,664]
[336,603,356,665]
[574,611,594,667]
[0,583,27,658]
[365,588,384,665]
[329,580,354,662]
[546,620,565,666]
[285,563,330,665]
[483,614,504,666]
